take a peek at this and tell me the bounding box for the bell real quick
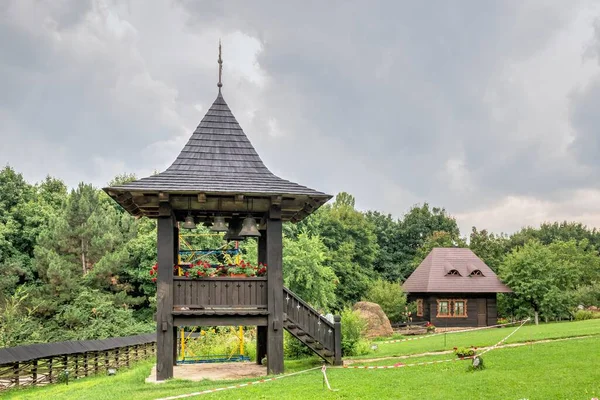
[239,216,261,237]
[182,214,196,230]
[211,216,228,232]
[224,217,244,241]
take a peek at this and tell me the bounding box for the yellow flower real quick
[201,330,206,335]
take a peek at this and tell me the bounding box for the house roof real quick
[402,248,512,293]
[103,90,331,221]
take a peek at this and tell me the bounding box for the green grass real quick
[5,320,600,400]
[359,319,600,359]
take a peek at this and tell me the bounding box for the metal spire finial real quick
[218,39,223,90]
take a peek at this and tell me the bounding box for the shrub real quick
[363,279,407,323]
[454,347,475,358]
[425,322,436,332]
[183,327,252,360]
[284,331,313,359]
[341,308,368,356]
[574,310,600,321]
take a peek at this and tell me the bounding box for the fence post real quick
[74,354,79,379]
[333,315,342,366]
[32,359,38,384]
[94,351,99,374]
[12,362,19,387]
[48,357,53,383]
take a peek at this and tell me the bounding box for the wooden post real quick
[172,326,178,366]
[48,358,53,383]
[266,205,284,374]
[94,352,99,374]
[256,229,268,365]
[105,351,109,371]
[135,345,139,362]
[75,354,79,378]
[126,346,130,367]
[115,349,120,369]
[333,315,342,366]
[156,203,175,380]
[32,359,38,384]
[12,362,19,387]
[84,352,89,377]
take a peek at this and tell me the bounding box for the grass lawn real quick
[361,319,600,359]
[5,320,600,400]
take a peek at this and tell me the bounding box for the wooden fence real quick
[0,334,156,391]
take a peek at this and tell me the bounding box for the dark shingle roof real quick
[402,248,512,293]
[107,92,329,198]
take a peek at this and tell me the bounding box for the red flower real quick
[152,264,158,270]
[152,277,157,282]
[149,270,155,276]
[185,272,189,277]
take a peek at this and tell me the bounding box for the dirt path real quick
[344,334,597,365]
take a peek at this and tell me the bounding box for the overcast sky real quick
[2,0,600,236]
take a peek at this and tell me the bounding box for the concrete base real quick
[145,362,267,384]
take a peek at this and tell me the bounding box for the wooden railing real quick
[173,277,268,309]
[0,335,156,391]
[283,287,339,357]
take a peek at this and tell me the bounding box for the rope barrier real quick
[154,366,321,400]
[377,319,528,345]
[478,318,530,356]
[339,356,473,369]
[154,317,537,399]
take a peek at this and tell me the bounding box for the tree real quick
[413,230,467,268]
[365,211,405,282]
[363,279,407,322]
[469,227,510,272]
[510,221,600,252]
[334,192,356,208]
[499,241,583,324]
[297,193,379,307]
[396,203,461,279]
[282,230,338,310]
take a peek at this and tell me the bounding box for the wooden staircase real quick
[283,287,342,365]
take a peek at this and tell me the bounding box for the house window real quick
[454,300,466,317]
[438,300,450,317]
[469,270,484,277]
[447,269,461,276]
[437,299,468,318]
[416,299,424,317]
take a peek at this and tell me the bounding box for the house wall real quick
[407,293,498,327]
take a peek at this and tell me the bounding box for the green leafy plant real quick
[341,308,369,356]
[454,346,476,358]
[363,279,407,323]
[574,310,600,321]
[188,261,217,278]
[425,322,436,332]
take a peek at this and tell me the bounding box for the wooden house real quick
[402,248,512,328]
[104,47,341,380]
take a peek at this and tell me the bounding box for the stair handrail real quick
[283,286,335,329]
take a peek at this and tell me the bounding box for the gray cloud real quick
[1,0,600,234]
